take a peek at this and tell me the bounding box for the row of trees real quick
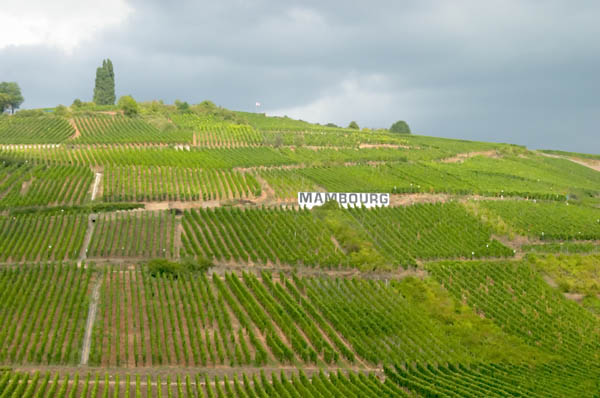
[345,120,410,133]
[0,82,24,114]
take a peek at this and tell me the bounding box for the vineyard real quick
[181,204,511,269]
[181,207,344,268]
[0,213,87,262]
[344,203,513,266]
[523,242,600,254]
[0,369,408,398]
[87,211,177,259]
[193,123,263,148]
[89,268,357,367]
[528,254,600,302]
[0,161,93,209]
[0,264,91,364]
[385,361,598,398]
[169,114,267,148]
[257,156,588,200]
[103,166,261,202]
[88,266,547,368]
[481,200,600,240]
[73,116,192,144]
[1,105,600,397]
[0,116,74,144]
[427,260,600,361]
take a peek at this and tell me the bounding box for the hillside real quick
[0,103,599,397]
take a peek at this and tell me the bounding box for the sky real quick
[0,0,599,154]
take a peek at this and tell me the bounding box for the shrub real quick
[180,256,214,273]
[175,100,191,113]
[147,257,213,278]
[147,259,184,277]
[54,105,69,117]
[390,120,411,134]
[348,121,359,130]
[118,95,139,117]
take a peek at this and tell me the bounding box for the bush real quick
[190,100,248,124]
[72,99,83,108]
[348,121,359,130]
[175,100,191,113]
[180,256,213,273]
[118,95,139,117]
[141,100,169,115]
[147,259,184,277]
[147,257,213,278]
[312,201,387,270]
[390,120,411,134]
[54,104,69,117]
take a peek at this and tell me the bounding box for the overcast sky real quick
[1,1,599,153]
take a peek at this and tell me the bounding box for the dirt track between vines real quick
[91,172,102,200]
[440,150,500,163]
[209,260,428,280]
[77,213,97,267]
[80,277,102,365]
[68,118,81,139]
[134,192,525,212]
[11,364,384,380]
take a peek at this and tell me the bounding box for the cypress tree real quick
[93,59,116,105]
[93,65,107,104]
[105,59,116,104]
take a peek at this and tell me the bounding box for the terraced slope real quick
[1,108,600,397]
[73,116,192,144]
[0,264,91,365]
[0,116,74,144]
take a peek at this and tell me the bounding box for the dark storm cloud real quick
[1,0,599,153]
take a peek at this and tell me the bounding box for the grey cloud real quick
[0,0,599,153]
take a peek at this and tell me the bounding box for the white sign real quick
[298,192,390,209]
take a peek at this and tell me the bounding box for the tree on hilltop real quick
[118,95,139,117]
[390,120,411,134]
[348,121,359,130]
[0,82,24,114]
[175,100,190,112]
[93,59,116,105]
[0,93,9,113]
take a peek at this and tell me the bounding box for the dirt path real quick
[210,260,427,281]
[254,174,274,203]
[566,157,600,172]
[68,118,81,140]
[12,364,384,381]
[135,192,505,212]
[174,216,183,260]
[440,150,499,163]
[91,172,102,201]
[539,151,600,172]
[391,193,525,207]
[80,277,102,365]
[491,234,524,259]
[359,143,409,149]
[77,213,97,267]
